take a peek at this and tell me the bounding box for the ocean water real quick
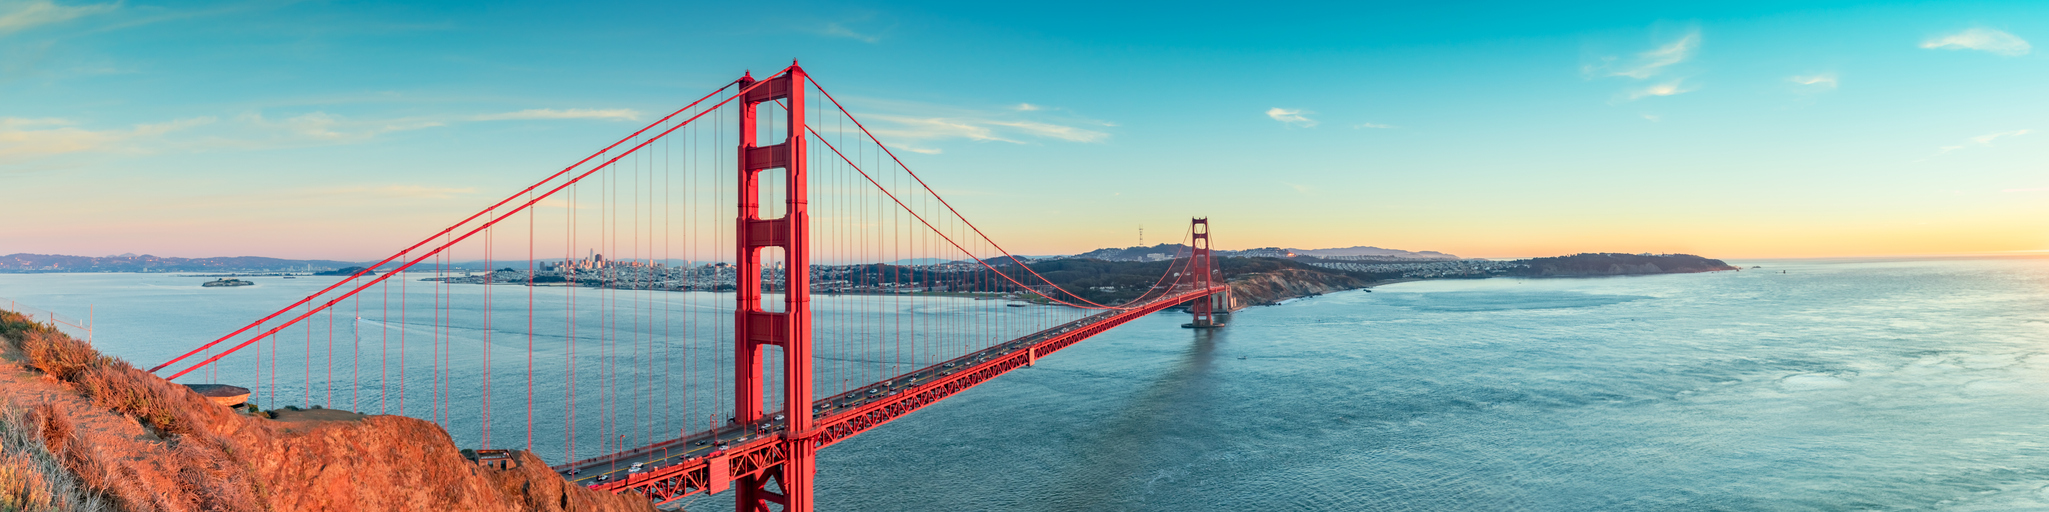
[0,270,1086,469]
[6,258,2049,510]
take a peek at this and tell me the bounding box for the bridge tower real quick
[1188,217,1223,328]
[735,64,814,512]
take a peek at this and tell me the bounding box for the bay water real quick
[5,258,2048,510]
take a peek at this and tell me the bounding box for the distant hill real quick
[1288,246,1458,260]
[1512,253,1738,276]
[312,266,379,276]
[1053,244,1458,262]
[891,258,958,266]
[0,253,360,273]
[1058,244,1195,262]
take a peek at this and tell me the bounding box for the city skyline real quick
[3,1,2046,260]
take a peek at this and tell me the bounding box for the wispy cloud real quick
[1283,182,1316,195]
[1353,122,1394,129]
[1937,129,2030,154]
[1587,29,1703,104]
[1921,28,2031,56]
[6,98,921,169]
[320,185,479,200]
[217,108,630,148]
[1789,73,1838,89]
[1267,108,1316,127]
[820,22,879,43]
[0,0,118,36]
[865,115,1019,144]
[5,104,644,167]
[474,108,642,122]
[2001,187,2049,193]
[1625,80,1694,101]
[534,197,601,209]
[0,116,213,164]
[236,112,444,143]
[982,120,1107,142]
[838,97,1113,151]
[811,13,890,43]
[1592,30,1700,80]
[861,116,1112,144]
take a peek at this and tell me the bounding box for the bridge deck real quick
[560,285,1224,503]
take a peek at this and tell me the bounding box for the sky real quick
[2,0,2046,260]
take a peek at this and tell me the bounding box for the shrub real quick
[0,317,193,437]
[0,311,52,344]
[0,450,53,510]
[75,365,188,436]
[0,405,113,511]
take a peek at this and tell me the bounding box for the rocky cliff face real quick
[0,311,656,512]
[1225,268,1371,308]
[231,413,655,511]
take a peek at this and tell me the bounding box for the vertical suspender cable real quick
[381,271,387,414]
[326,293,333,408]
[399,250,406,416]
[527,189,535,452]
[352,278,360,411]
[484,208,493,449]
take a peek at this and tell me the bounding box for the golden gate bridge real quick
[146,62,1227,511]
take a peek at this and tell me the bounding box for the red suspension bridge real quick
[147,63,1228,511]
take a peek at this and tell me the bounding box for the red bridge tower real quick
[734,64,814,512]
[1186,217,1225,329]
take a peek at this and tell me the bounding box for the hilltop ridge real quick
[0,253,359,274]
[1288,246,1459,260]
[1514,253,1738,276]
[1054,244,1458,262]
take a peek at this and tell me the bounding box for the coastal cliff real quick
[1225,268,1373,308]
[0,310,654,512]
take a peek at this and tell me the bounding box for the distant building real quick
[544,251,662,272]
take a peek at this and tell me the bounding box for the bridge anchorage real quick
[148,62,1228,511]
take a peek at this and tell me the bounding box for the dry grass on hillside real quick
[0,313,115,511]
[0,310,260,511]
[15,322,187,437]
[0,309,657,512]
[0,404,114,511]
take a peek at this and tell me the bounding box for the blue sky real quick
[3,1,2045,259]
